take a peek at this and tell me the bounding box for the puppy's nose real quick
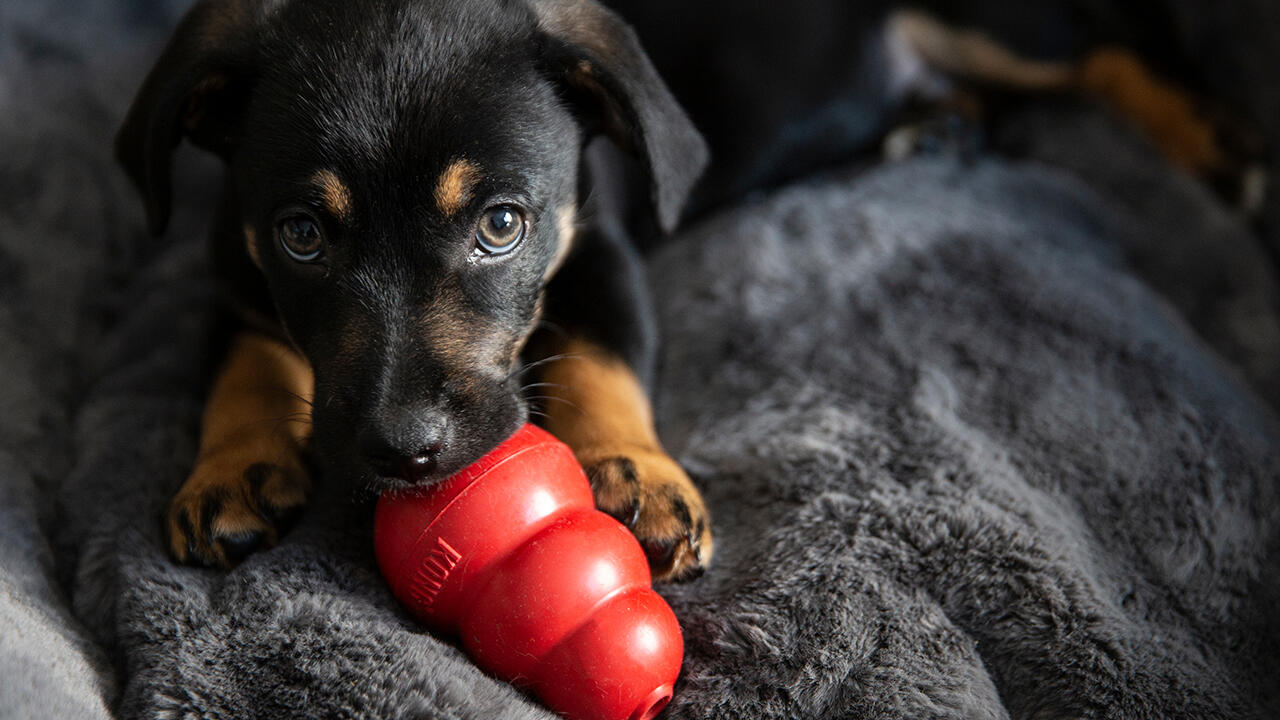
[359,407,449,482]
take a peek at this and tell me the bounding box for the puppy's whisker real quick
[218,414,308,440]
[282,391,315,408]
[505,353,581,381]
[259,387,315,408]
[269,414,314,436]
[519,382,569,393]
[574,185,600,224]
[523,395,584,414]
[245,383,315,407]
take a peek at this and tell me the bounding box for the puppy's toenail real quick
[605,500,641,529]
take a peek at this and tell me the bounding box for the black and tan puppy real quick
[117,0,711,581]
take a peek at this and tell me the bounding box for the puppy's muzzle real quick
[358,403,452,483]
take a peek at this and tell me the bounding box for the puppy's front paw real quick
[582,447,712,583]
[166,447,310,568]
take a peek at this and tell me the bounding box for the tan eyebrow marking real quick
[244,225,261,269]
[545,203,578,281]
[434,159,483,217]
[311,169,353,220]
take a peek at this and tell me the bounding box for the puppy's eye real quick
[278,215,324,262]
[475,205,526,255]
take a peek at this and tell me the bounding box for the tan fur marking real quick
[167,333,314,566]
[890,10,1075,91]
[890,11,1227,177]
[512,295,547,370]
[244,225,262,269]
[546,204,579,281]
[539,338,659,452]
[198,334,313,452]
[537,338,713,580]
[416,282,513,394]
[1075,49,1222,174]
[433,159,483,217]
[312,169,353,221]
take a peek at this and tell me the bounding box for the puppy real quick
[117,0,712,581]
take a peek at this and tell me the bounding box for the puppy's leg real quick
[529,220,711,583]
[167,332,313,567]
[538,338,712,582]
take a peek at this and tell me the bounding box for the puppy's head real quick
[117,0,706,490]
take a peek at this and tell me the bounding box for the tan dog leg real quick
[167,332,313,567]
[536,338,712,582]
[890,10,1260,195]
[1075,48,1223,176]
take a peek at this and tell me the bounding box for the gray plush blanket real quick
[2,1,1279,719]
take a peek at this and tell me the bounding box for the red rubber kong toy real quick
[374,424,683,720]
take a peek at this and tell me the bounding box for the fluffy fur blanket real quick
[2,1,1278,718]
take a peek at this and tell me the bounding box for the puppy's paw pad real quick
[584,450,712,583]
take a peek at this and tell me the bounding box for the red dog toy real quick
[374,424,683,720]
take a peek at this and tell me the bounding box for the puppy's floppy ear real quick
[531,0,708,233]
[115,0,268,235]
